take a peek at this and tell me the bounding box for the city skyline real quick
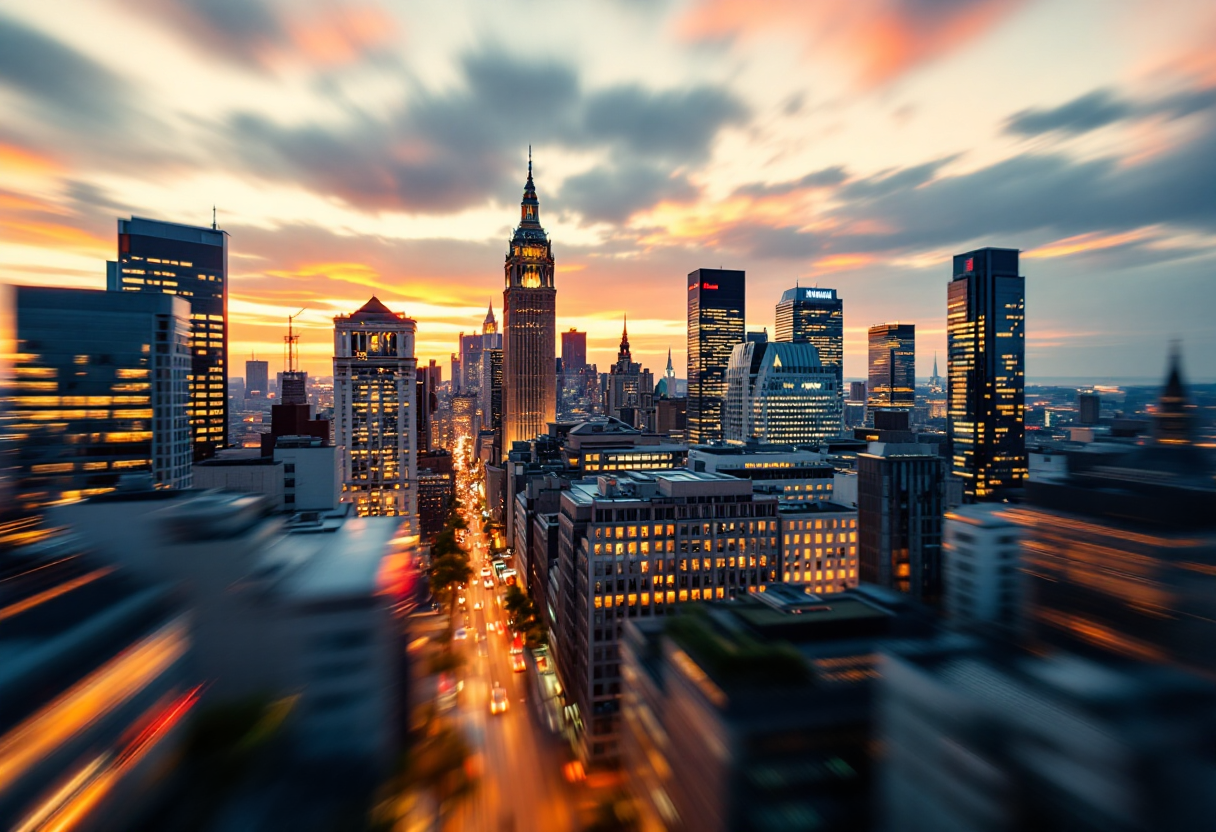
[2,1,1214,381]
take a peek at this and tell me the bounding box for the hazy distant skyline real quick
[1,0,1214,381]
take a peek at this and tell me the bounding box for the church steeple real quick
[618,315,631,362]
[665,347,675,380]
[483,301,497,335]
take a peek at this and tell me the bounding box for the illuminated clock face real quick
[522,272,541,288]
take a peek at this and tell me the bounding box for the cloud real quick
[733,166,848,199]
[223,48,746,218]
[559,164,699,225]
[1006,86,1216,137]
[0,13,134,128]
[676,0,1027,86]
[114,0,398,72]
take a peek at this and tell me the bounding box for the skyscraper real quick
[947,248,1026,502]
[722,340,838,445]
[502,153,556,455]
[775,286,843,432]
[561,328,587,372]
[867,323,915,412]
[245,358,269,399]
[333,296,417,520]
[604,318,655,430]
[687,268,745,444]
[108,215,228,460]
[11,287,192,508]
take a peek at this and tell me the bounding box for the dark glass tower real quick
[867,323,915,411]
[109,215,228,461]
[775,287,843,432]
[947,247,1026,502]
[502,153,556,456]
[687,268,745,444]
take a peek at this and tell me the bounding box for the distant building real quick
[502,156,557,455]
[561,328,587,372]
[1012,351,1216,678]
[622,585,937,832]
[1078,391,1100,425]
[687,268,746,444]
[246,358,269,399]
[879,637,1216,832]
[849,380,867,402]
[688,444,836,503]
[555,471,780,766]
[333,296,417,520]
[746,329,768,344]
[947,248,1026,501]
[108,215,228,460]
[0,555,194,830]
[775,286,844,433]
[12,286,192,509]
[858,443,944,605]
[778,500,859,592]
[723,340,838,445]
[867,323,915,412]
[417,450,455,542]
[943,504,1023,632]
[604,318,655,430]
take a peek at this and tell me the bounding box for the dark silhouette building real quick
[245,359,269,399]
[687,268,745,444]
[947,248,1026,501]
[109,215,228,460]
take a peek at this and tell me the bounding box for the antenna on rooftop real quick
[285,309,306,373]
[212,205,217,230]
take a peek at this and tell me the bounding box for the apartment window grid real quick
[780,516,858,593]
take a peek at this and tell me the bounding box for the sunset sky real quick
[1,0,1214,382]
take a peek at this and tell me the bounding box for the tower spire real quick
[619,314,631,360]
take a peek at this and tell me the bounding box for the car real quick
[510,634,523,655]
[480,567,492,578]
[512,653,526,673]
[458,595,466,606]
[454,627,467,641]
[490,683,509,715]
[483,578,494,590]
[473,600,483,610]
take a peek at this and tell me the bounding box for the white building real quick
[50,489,415,768]
[688,445,835,503]
[723,340,838,446]
[943,503,1023,631]
[193,436,339,512]
[777,500,859,593]
[333,296,418,521]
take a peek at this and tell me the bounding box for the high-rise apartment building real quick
[775,286,843,431]
[333,297,417,519]
[867,322,915,412]
[11,287,192,508]
[245,359,269,399]
[947,248,1026,501]
[687,268,745,444]
[502,156,556,455]
[108,215,228,460]
[858,442,944,604]
[723,340,838,445]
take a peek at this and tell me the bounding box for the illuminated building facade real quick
[775,286,843,432]
[10,287,192,509]
[481,347,503,449]
[556,470,780,765]
[947,248,1026,501]
[858,443,944,605]
[108,216,227,461]
[1011,351,1216,678]
[333,296,417,519]
[502,156,557,456]
[689,445,836,503]
[867,322,915,412]
[778,500,859,592]
[723,340,838,445]
[605,318,655,430]
[687,269,745,444]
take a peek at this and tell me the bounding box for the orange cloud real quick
[676,0,1026,86]
[286,5,399,66]
[1025,229,1154,260]
[0,143,61,177]
[809,253,875,274]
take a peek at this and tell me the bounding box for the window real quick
[285,463,296,473]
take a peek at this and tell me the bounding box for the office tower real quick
[947,247,1026,501]
[416,367,434,455]
[689,445,836,503]
[481,348,503,443]
[858,443,944,604]
[502,154,557,455]
[11,287,192,509]
[849,381,867,402]
[687,268,745,444]
[460,331,482,396]
[450,353,461,393]
[109,215,228,460]
[879,638,1216,832]
[333,296,417,519]
[1012,351,1216,677]
[561,328,587,372]
[943,504,1023,632]
[555,471,780,765]
[778,500,859,592]
[775,286,843,431]
[452,393,478,439]
[245,358,269,399]
[867,322,915,411]
[1078,391,1100,425]
[605,318,655,430]
[722,340,838,445]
